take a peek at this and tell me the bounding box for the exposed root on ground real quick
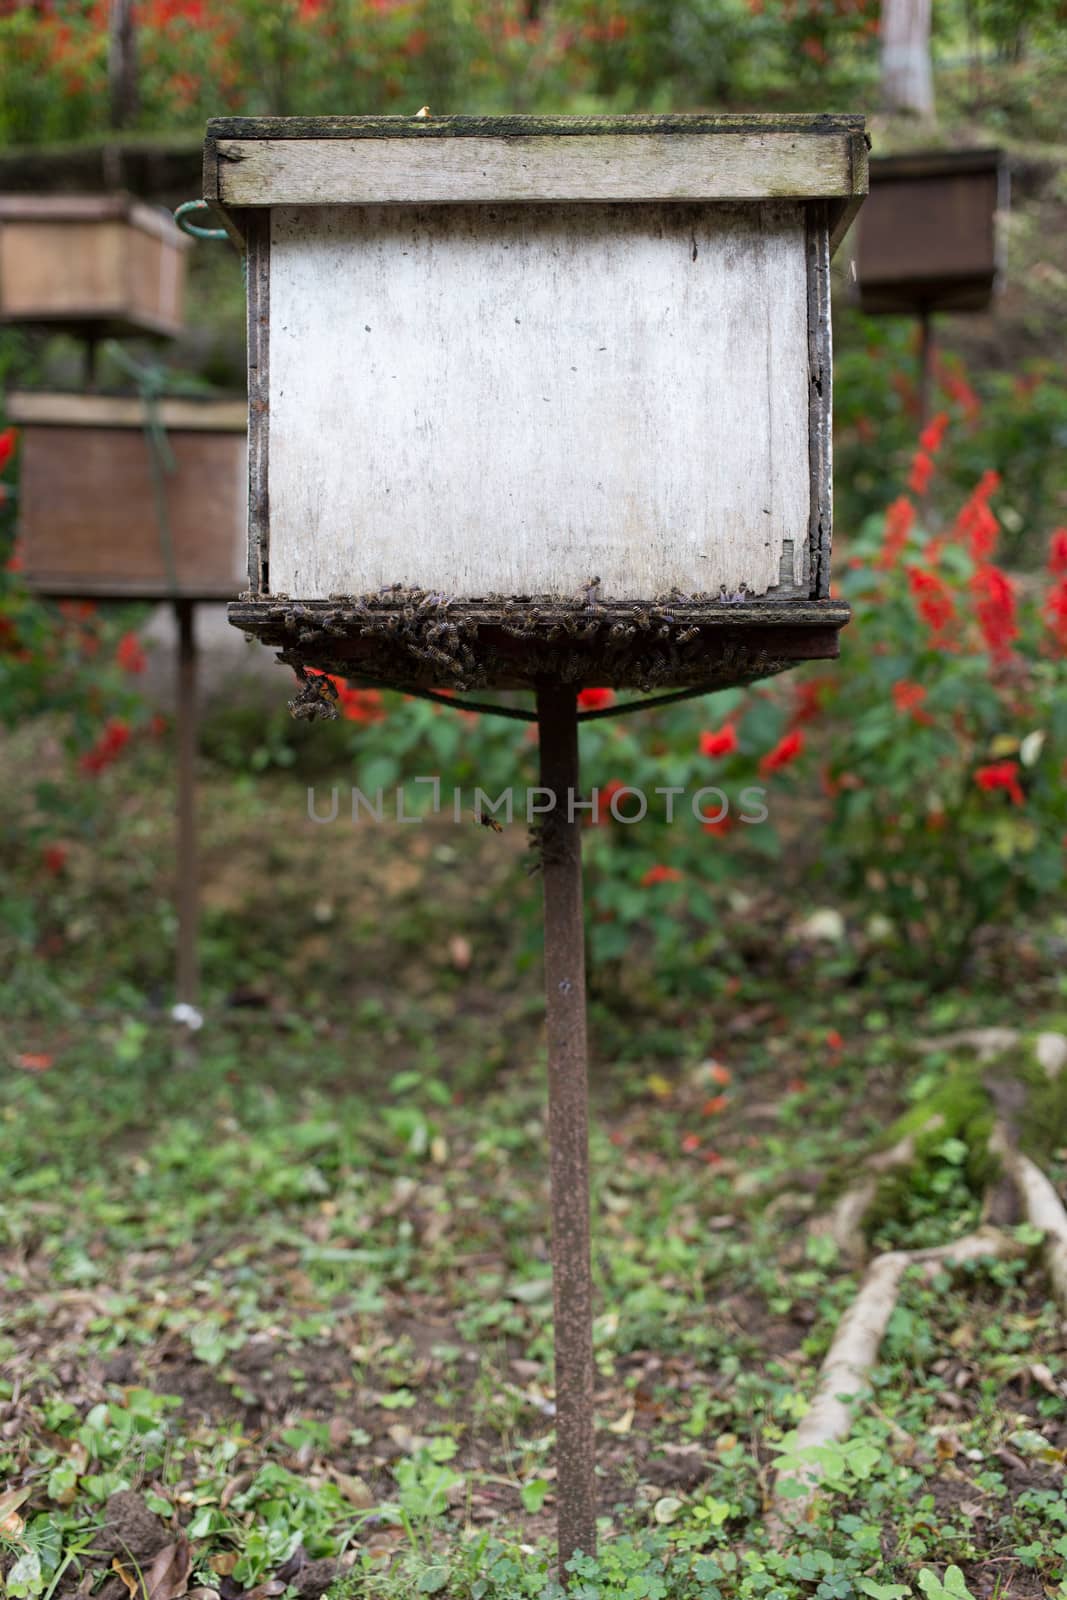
[769,1045,1067,1538]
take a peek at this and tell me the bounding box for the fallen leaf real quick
[653,1496,683,1524]
[330,1470,375,1509]
[14,1053,53,1073]
[142,1538,192,1600]
[605,1407,634,1436]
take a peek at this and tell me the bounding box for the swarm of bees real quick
[254,572,771,707]
[287,665,339,722]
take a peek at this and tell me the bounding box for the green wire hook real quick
[173,199,229,242]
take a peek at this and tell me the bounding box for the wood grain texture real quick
[217,131,858,208]
[266,201,813,602]
[245,210,270,594]
[13,398,247,599]
[806,206,833,598]
[7,392,246,430]
[0,203,189,335]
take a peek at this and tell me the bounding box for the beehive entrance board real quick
[208,115,867,690]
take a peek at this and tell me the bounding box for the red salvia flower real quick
[759,729,804,776]
[699,723,738,757]
[641,864,683,886]
[971,564,1017,661]
[908,450,935,495]
[954,472,1001,562]
[578,687,614,711]
[879,496,915,569]
[919,411,950,453]
[974,761,1024,806]
[0,426,17,473]
[116,631,147,674]
[594,779,625,825]
[1048,528,1067,577]
[1043,578,1067,653]
[907,567,957,644]
[79,718,131,775]
[892,679,933,724]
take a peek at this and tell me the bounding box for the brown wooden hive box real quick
[855,148,1007,317]
[205,113,867,691]
[0,193,190,339]
[9,392,247,601]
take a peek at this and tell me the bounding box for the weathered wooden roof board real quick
[208,114,866,692]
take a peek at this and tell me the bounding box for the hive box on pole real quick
[855,148,1006,316]
[0,194,190,338]
[8,392,248,600]
[209,115,866,691]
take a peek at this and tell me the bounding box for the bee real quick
[579,576,602,608]
[577,619,601,640]
[610,621,633,639]
[298,627,325,645]
[631,607,652,631]
[378,583,405,597]
[474,811,504,833]
[719,585,749,604]
[676,625,700,644]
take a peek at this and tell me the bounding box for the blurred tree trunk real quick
[109,0,139,131]
[880,0,935,118]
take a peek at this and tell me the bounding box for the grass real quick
[2,733,1067,1599]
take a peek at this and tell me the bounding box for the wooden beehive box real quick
[0,194,190,338]
[9,392,247,600]
[856,149,1006,316]
[208,114,867,691]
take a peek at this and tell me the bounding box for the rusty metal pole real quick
[175,599,200,1013]
[536,682,597,1581]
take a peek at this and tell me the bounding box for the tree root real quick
[770,1098,1067,1536]
[812,1118,944,1265]
[991,1121,1067,1312]
[769,1229,1018,1535]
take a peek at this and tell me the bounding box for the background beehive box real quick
[207,114,866,690]
[855,149,1006,316]
[0,193,190,338]
[9,392,247,600]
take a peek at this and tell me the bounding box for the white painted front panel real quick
[269,202,811,600]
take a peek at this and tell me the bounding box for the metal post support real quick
[535,682,597,1580]
[175,599,200,1012]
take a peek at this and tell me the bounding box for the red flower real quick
[879,496,915,569]
[941,370,981,420]
[702,1095,728,1116]
[699,723,738,757]
[42,843,69,876]
[892,679,932,724]
[578,687,614,711]
[681,1133,702,1153]
[116,631,147,674]
[826,1029,844,1051]
[1044,578,1067,652]
[79,718,131,775]
[907,567,956,643]
[641,864,683,887]
[594,778,625,825]
[0,426,17,473]
[908,450,935,495]
[919,412,950,454]
[794,676,832,723]
[971,564,1017,661]
[954,474,1000,562]
[702,814,735,837]
[759,729,804,776]
[1048,528,1067,577]
[975,761,1024,806]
